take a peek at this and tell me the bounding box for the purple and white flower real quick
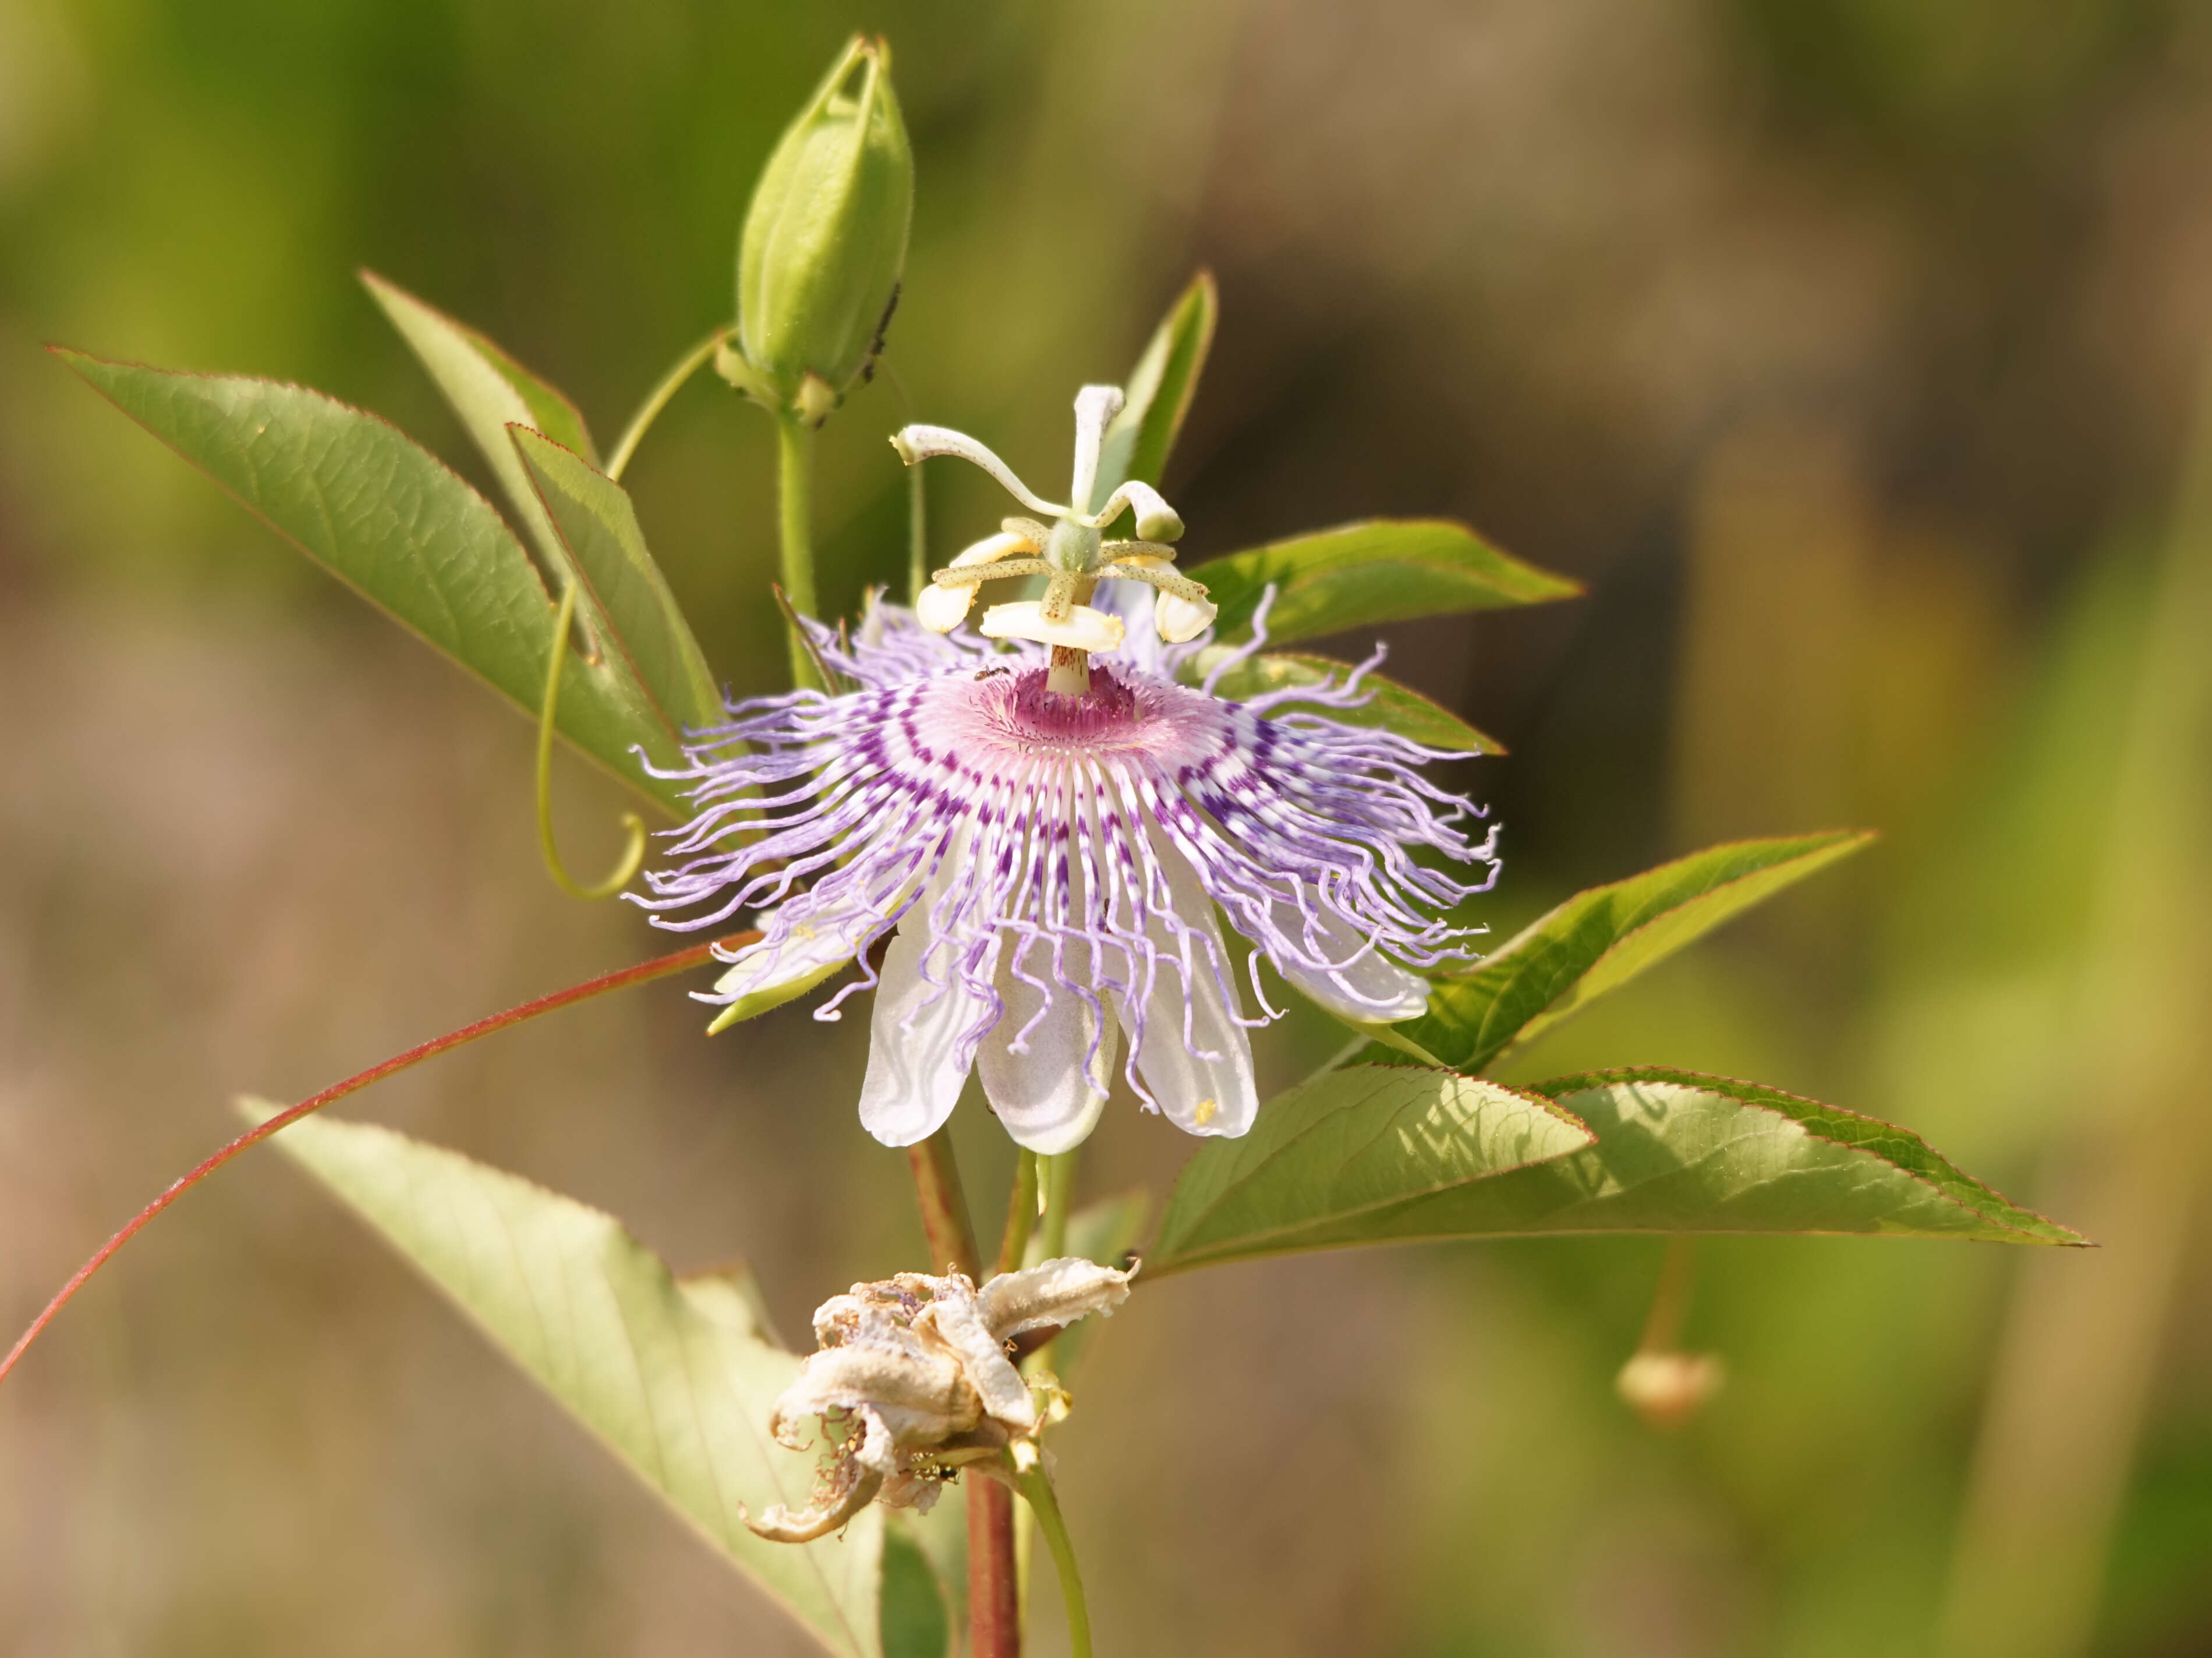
[637,388,1499,1152]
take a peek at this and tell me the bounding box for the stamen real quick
[979,600,1123,653]
[932,558,1054,589]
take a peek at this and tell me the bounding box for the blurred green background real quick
[2,1,2209,1653]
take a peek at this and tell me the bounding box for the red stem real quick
[0,931,756,1391]
[968,1476,1022,1658]
[907,1126,981,1278]
[900,1128,1017,1653]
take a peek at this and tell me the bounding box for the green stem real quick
[996,1149,1039,1277]
[1011,1454,1093,1658]
[1038,1152,1075,1261]
[606,329,724,482]
[774,410,824,692]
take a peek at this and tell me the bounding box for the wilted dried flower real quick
[746,1256,1132,1543]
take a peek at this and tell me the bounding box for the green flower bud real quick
[732,36,913,424]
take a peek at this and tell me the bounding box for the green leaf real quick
[1146,1066,1597,1275]
[1092,270,1217,509]
[877,1523,950,1658]
[247,1101,894,1657]
[1177,646,1503,754]
[364,273,717,759]
[363,270,599,559]
[1381,832,1875,1074]
[1194,519,1581,646]
[512,428,724,735]
[1152,1070,2086,1263]
[56,351,690,816]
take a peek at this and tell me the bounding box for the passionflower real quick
[638,388,1499,1151]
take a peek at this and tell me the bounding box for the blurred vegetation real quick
[2,1,2209,1654]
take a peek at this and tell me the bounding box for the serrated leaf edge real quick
[1149,1065,1596,1269]
[1530,1066,2090,1246]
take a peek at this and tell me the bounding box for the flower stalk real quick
[774,409,824,691]
[896,1126,1018,1655]
[996,1150,1040,1278]
[1011,1446,1093,1658]
[906,1126,980,1278]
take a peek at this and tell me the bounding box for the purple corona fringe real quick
[633,599,1499,1121]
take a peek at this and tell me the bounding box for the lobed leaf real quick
[1149,1070,2086,1265]
[512,428,725,735]
[1092,270,1218,511]
[367,272,721,774]
[1376,832,1875,1074]
[1195,519,1581,646]
[1147,1066,1596,1274]
[364,270,598,558]
[1177,646,1503,754]
[246,1102,898,1656]
[56,351,690,815]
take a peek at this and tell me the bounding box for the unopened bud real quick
[731,36,913,423]
[1615,1350,1725,1430]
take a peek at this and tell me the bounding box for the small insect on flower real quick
[638,386,1500,1152]
[745,1257,1131,1542]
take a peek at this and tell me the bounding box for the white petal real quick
[1113,833,1257,1137]
[858,892,993,1147]
[915,582,975,633]
[976,941,1117,1154]
[1270,905,1432,1023]
[979,600,1124,653]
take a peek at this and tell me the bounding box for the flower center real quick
[920,661,1228,775]
[1003,664,1138,743]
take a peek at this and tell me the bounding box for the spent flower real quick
[746,1256,1130,1542]
[638,387,1500,1151]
